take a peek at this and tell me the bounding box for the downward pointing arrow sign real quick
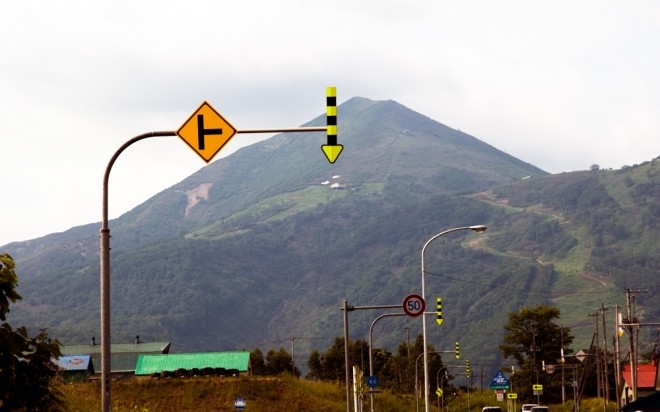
[322,87,343,163]
[321,144,343,163]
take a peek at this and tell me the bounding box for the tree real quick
[306,337,346,381]
[0,253,63,411]
[499,305,573,404]
[305,337,372,382]
[249,347,267,375]
[305,334,448,397]
[265,347,300,376]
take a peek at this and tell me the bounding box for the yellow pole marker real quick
[436,297,443,326]
[321,86,343,163]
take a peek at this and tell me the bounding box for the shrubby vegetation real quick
[0,254,62,411]
[250,346,301,376]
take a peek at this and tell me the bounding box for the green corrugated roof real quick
[135,351,250,375]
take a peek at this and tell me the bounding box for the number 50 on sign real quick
[403,294,425,317]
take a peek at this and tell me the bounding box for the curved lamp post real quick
[438,368,449,411]
[368,313,406,412]
[421,225,487,412]
[100,131,176,412]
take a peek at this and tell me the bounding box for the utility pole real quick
[600,303,609,406]
[561,326,566,405]
[286,336,297,376]
[531,331,540,405]
[625,289,638,402]
[589,312,602,402]
[613,306,622,411]
[405,326,411,358]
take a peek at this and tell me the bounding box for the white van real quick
[521,404,537,412]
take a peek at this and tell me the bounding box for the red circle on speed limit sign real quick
[402,294,425,317]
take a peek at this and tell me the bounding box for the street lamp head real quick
[469,225,487,233]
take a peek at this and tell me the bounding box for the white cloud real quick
[1,0,659,245]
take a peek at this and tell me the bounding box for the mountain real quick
[3,97,658,380]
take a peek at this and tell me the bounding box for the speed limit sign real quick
[402,294,425,317]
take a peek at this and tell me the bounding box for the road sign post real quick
[402,294,425,317]
[100,89,338,412]
[178,87,342,165]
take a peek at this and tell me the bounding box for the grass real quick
[59,376,618,412]
[62,376,343,412]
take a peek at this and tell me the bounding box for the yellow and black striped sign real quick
[321,87,343,163]
[436,297,443,326]
[326,87,337,144]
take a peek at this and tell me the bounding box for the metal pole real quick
[626,289,636,401]
[369,313,406,412]
[101,131,176,412]
[100,110,330,411]
[572,366,578,412]
[561,327,566,404]
[614,307,622,411]
[601,303,609,408]
[344,300,351,412]
[237,126,326,134]
[532,332,540,405]
[421,225,486,412]
[415,352,424,412]
[341,303,402,412]
[439,370,448,412]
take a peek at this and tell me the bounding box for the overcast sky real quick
[2,1,659,246]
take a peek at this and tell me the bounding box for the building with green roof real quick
[135,351,251,377]
[60,338,171,376]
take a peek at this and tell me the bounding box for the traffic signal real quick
[465,359,470,379]
[455,341,460,359]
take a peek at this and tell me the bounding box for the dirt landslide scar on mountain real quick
[184,183,213,217]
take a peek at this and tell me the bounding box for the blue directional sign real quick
[367,375,380,388]
[488,371,511,390]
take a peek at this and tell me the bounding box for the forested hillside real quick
[2,97,658,382]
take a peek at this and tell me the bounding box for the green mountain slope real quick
[2,97,658,383]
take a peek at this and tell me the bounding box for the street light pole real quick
[100,131,175,412]
[369,313,406,412]
[421,225,487,412]
[438,369,448,412]
[341,301,400,412]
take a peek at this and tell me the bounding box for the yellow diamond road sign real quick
[177,101,237,163]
